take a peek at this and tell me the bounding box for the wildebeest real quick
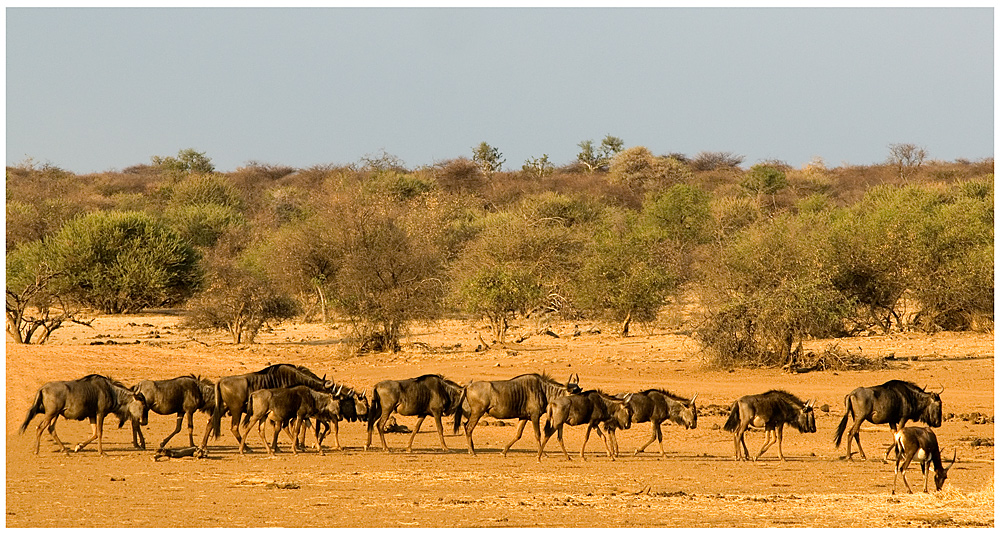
[209,364,337,449]
[604,389,698,457]
[19,374,148,456]
[453,372,581,457]
[366,374,465,452]
[892,426,956,494]
[132,374,215,451]
[239,385,341,455]
[540,390,632,461]
[310,386,369,452]
[833,380,943,461]
[724,390,816,461]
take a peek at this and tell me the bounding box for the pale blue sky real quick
[6,7,994,173]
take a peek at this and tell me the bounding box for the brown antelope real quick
[892,426,956,494]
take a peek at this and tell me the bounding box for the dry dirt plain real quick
[6,313,995,528]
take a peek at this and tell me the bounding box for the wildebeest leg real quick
[268,420,281,457]
[159,414,185,450]
[229,413,245,446]
[776,425,787,461]
[199,417,214,451]
[186,411,196,447]
[239,413,263,454]
[636,426,658,456]
[433,413,449,452]
[502,419,527,457]
[464,410,484,456]
[556,424,571,461]
[756,428,776,461]
[846,416,866,461]
[406,416,427,453]
[74,415,105,455]
[37,414,65,454]
[735,420,751,461]
[376,411,393,452]
[594,426,614,459]
[530,416,544,460]
[290,417,303,454]
[654,421,666,457]
[608,429,619,457]
[132,420,146,450]
[580,425,593,461]
[330,419,341,450]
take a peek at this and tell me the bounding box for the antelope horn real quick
[805,398,814,408]
[937,385,945,395]
[361,388,368,398]
[690,393,698,404]
[624,393,633,404]
[334,384,343,396]
[946,450,957,470]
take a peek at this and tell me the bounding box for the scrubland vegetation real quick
[6,143,993,366]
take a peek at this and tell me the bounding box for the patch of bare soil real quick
[6,314,994,527]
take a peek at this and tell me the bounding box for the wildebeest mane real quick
[642,388,693,405]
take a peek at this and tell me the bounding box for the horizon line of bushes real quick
[6,143,994,368]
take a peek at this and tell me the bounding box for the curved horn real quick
[937,385,945,395]
[334,384,343,396]
[623,393,633,404]
[361,388,368,398]
[805,398,815,408]
[946,450,957,470]
[689,393,698,404]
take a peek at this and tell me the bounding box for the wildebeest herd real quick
[19,365,954,494]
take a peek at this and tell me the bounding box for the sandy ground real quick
[6,313,994,527]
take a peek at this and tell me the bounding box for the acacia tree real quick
[576,135,624,172]
[472,142,505,177]
[6,242,89,344]
[183,259,298,344]
[452,211,583,343]
[325,192,447,352]
[573,214,679,336]
[34,211,202,314]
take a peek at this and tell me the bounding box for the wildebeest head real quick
[566,373,582,394]
[681,393,698,429]
[316,393,341,421]
[352,389,370,421]
[611,394,633,430]
[333,387,369,423]
[123,390,148,428]
[797,399,817,433]
[922,388,943,427]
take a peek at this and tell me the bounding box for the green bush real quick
[44,211,202,313]
[699,213,853,366]
[163,203,246,248]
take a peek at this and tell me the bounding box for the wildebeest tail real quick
[19,389,44,434]
[833,395,852,447]
[722,402,740,432]
[366,388,381,433]
[452,387,468,435]
[210,381,223,439]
